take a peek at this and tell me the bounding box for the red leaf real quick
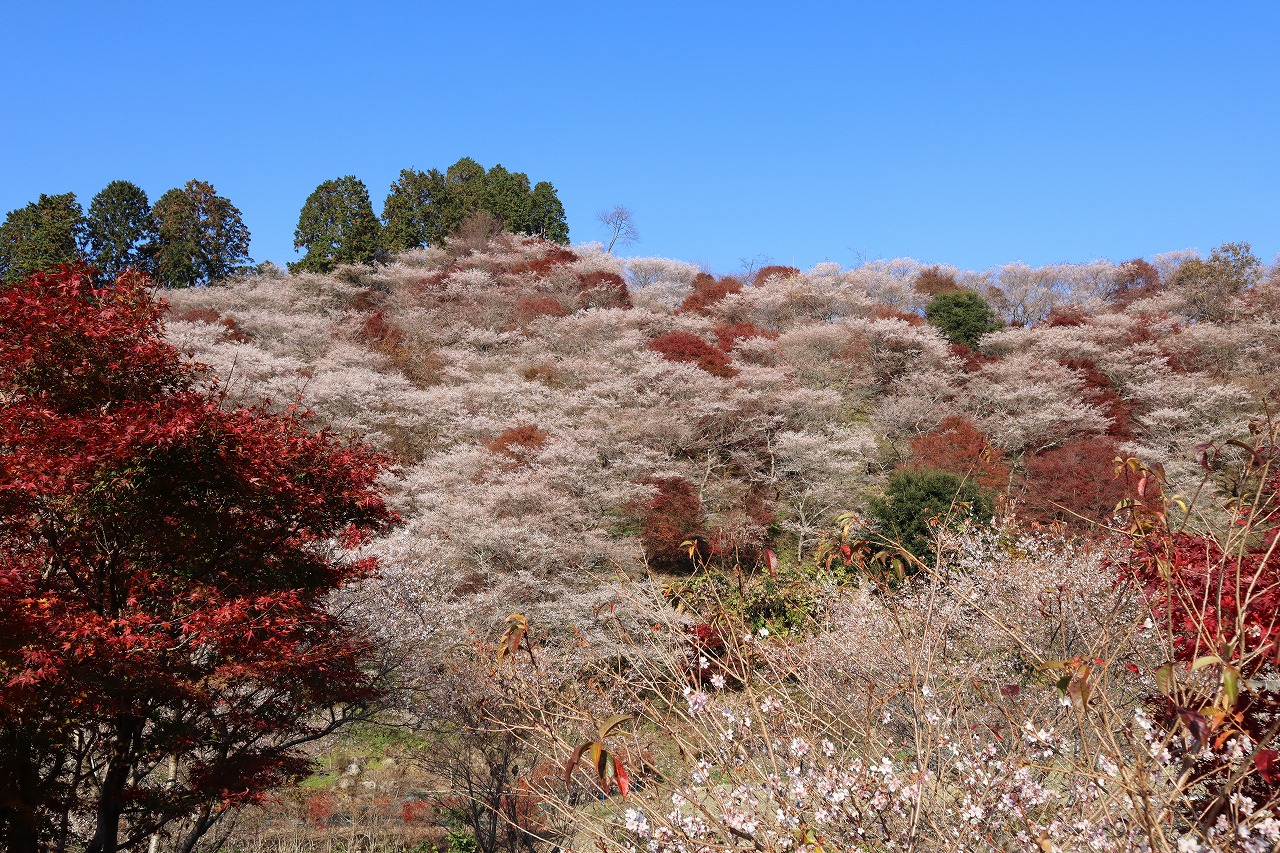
[1258,750,1278,784]
[613,755,630,799]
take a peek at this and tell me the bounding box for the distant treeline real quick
[0,157,569,287]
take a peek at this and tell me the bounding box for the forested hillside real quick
[5,230,1280,852]
[164,235,1275,629]
[151,233,1280,851]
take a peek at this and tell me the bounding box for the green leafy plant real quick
[867,468,995,567]
[924,289,1001,348]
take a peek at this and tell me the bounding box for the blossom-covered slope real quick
[163,234,1279,639]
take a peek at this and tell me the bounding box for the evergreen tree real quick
[529,181,569,244]
[382,167,448,251]
[0,193,86,285]
[86,180,156,280]
[924,290,1000,348]
[382,159,570,250]
[152,180,251,287]
[482,164,533,233]
[869,468,994,565]
[439,156,488,236]
[291,176,382,273]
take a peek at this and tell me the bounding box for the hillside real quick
[164,236,1276,632]
[7,232,1277,851]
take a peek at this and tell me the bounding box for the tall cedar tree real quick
[152,180,251,287]
[291,176,382,273]
[440,157,488,236]
[528,181,569,244]
[382,167,449,251]
[381,159,569,250]
[86,181,157,280]
[0,192,86,285]
[481,164,533,234]
[0,266,395,853]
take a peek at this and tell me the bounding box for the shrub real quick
[514,296,569,324]
[1016,435,1127,525]
[868,468,995,565]
[1110,258,1162,304]
[913,265,963,297]
[751,265,800,285]
[677,274,742,315]
[485,424,550,461]
[636,476,707,572]
[647,331,737,378]
[712,321,775,352]
[924,289,1000,348]
[509,244,578,278]
[1116,445,1280,814]
[576,270,631,310]
[907,415,1009,492]
[1039,304,1090,327]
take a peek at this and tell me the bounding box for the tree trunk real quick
[86,716,142,853]
[1,734,44,853]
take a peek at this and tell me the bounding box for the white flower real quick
[710,673,726,690]
[758,626,770,638]
[624,809,650,837]
[1231,792,1256,816]
[1177,835,1203,852]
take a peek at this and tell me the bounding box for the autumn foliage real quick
[0,266,395,853]
[1016,436,1128,525]
[647,331,738,377]
[1117,449,1280,807]
[677,273,743,315]
[636,477,707,572]
[575,270,632,310]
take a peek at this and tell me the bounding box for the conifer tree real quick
[924,290,1000,348]
[528,180,569,245]
[86,180,156,280]
[152,180,251,287]
[381,159,570,250]
[382,167,449,251]
[482,164,533,233]
[0,193,86,285]
[439,156,488,236]
[291,176,381,273]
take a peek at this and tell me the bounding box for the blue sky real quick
[2,2,1277,273]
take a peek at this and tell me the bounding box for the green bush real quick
[924,290,1000,348]
[868,468,994,565]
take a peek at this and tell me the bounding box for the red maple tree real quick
[1117,447,1280,810]
[0,267,396,853]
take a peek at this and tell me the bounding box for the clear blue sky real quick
[2,2,1277,273]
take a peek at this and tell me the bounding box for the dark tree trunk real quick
[86,716,142,853]
[1,733,45,853]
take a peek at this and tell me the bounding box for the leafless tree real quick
[596,205,639,253]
